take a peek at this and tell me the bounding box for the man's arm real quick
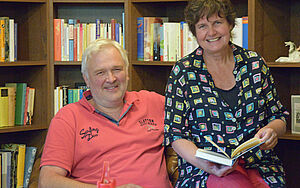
[38,165,96,188]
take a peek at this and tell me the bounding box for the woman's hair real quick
[184,0,236,37]
[81,38,129,79]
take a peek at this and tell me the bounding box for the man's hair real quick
[184,0,236,37]
[81,38,129,79]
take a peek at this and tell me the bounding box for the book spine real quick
[14,23,17,61]
[23,147,37,188]
[111,19,116,41]
[159,24,164,61]
[54,19,61,61]
[16,144,26,188]
[73,23,78,62]
[115,23,120,43]
[68,89,73,104]
[0,18,6,62]
[2,17,9,62]
[9,19,14,62]
[122,12,125,49]
[68,19,74,61]
[242,16,248,49]
[23,87,29,125]
[152,23,161,61]
[0,87,9,127]
[96,19,101,39]
[137,17,144,61]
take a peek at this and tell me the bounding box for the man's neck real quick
[90,99,124,121]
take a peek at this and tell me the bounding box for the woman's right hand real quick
[201,159,238,177]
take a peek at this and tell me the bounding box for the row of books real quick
[0,83,35,127]
[137,17,199,62]
[0,17,17,62]
[231,16,248,49]
[0,144,37,188]
[54,85,88,114]
[54,17,125,62]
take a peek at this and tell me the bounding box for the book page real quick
[231,137,263,158]
[204,136,230,158]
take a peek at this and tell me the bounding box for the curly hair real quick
[184,0,236,37]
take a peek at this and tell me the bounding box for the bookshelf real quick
[0,0,299,187]
[0,0,50,154]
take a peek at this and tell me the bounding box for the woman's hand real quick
[255,126,278,150]
[201,159,238,177]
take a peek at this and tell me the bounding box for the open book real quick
[195,136,265,166]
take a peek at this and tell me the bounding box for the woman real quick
[164,0,289,187]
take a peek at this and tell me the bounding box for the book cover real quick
[68,19,74,61]
[0,17,9,62]
[25,88,35,125]
[14,23,17,61]
[53,19,61,61]
[195,136,264,166]
[96,19,101,39]
[9,19,14,62]
[0,151,12,188]
[1,144,23,188]
[0,87,15,127]
[242,16,248,49]
[23,87,29,125]
[137,17,144,61]
[23,146,37,188]
[231,17,243,47]
[6,83,27,125]
[152,22,161,61]
[0,18,6,62]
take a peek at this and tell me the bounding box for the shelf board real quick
[53,0,124,3]
[0,60,47,66]
[132,61,175,66]
[54,61,82,65]
[0,0,46,2]
[0,125,48,134]
[279,130,300,140]
[131,0,187,2]
[267,62,300,67]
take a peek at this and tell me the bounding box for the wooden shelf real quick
[279,130,300,140]
[267,62,300,67]
[132,61,175,66]
[0,125,48,134]
[0,61,47,66]
[54,61,81,65]
[53,0,124,3]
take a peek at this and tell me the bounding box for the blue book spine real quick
[23,147,37,188]
[115,23,120,43]
[137,17,144,61]
[68,89,73,104]
[96,19,101,39]
[122,12,125,49]
[79,89,84,100]
[68,19,74,61]
[242,16,248,49]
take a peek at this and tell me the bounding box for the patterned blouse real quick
[164,44,289,188]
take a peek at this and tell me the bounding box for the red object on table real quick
[97,161,116,188]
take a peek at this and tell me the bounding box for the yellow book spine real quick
[0,87,9,126]
[16,144,26,188]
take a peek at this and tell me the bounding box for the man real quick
[39,39,172,188]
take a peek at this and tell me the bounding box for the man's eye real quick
[97,72,103,75]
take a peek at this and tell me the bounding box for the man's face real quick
[83,46,129,108]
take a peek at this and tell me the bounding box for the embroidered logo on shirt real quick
[80,127,99,141]
[138,118,159,132]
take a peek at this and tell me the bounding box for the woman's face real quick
[195,13,233,55]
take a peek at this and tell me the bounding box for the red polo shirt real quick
[40,90,172,188]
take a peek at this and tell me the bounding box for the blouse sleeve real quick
[164,61,192,146]
[260,60,289,124]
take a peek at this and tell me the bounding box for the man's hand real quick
[117,184,143,188]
